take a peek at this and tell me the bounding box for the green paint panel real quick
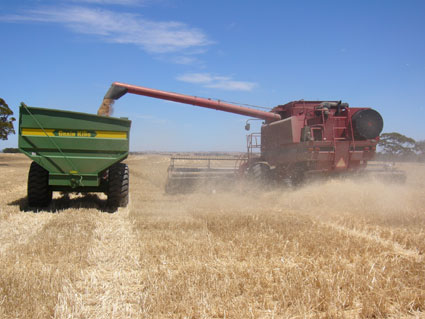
[19,105,131,188]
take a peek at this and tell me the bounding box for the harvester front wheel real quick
[250,162,271,184]
[107,163,129,208]
[27,161,52,208]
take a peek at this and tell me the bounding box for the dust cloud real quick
[175,163,425,227]
[134,155,424,225]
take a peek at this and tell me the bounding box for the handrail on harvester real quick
[105,82,282,122]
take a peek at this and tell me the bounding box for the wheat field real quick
[0,153,424,318]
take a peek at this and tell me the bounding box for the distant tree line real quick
[2,147,20,153]
[377,132,425,162]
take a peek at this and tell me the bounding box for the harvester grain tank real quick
[18,103,131,208]
[103,82,403,189]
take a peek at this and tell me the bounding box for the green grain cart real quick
[18,104,131,208]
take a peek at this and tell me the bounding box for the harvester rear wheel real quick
[107,163,129,208]
[27,161,52,208]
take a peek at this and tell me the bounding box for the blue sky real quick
[1,0,424,151]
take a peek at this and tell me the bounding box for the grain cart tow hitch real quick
[104,82,406,191]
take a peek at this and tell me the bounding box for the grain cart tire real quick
[250,163,271,184]
[107,163,129,208]
[27,161,52,208]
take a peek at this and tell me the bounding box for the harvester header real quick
[104,82,282,121]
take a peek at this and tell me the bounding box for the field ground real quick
[0,154,424,318]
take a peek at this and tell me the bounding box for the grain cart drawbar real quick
[103,82,405,190]
[19,104,131,208]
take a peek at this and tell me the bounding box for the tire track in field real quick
[0,210,96,319]
[54,207,143,318]
[320,220,423,262]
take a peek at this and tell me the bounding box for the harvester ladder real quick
[247,133,261,160]
[331,115,349,142]
[308,108,327,141]
[331,112,356,169]
[347,108,356,150]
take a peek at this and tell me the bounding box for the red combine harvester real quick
[104,82,405,190]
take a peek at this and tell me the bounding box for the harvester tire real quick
[107,163,129,208]
[286,165,305,187]
[250,163,271,184]
[27,161,52,208]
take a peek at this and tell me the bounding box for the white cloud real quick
[3,6,211,54]
[171,56,198,65]
[178,73,212,84]
[176,73,257,91]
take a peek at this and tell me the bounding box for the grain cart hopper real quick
[103,82,405,189]
[18,103,131,208]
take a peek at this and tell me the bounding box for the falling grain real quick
[97,98,114,116]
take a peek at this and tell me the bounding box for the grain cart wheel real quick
[250,162,271,184]
[107,163,129,208]
[27,161,52,208]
